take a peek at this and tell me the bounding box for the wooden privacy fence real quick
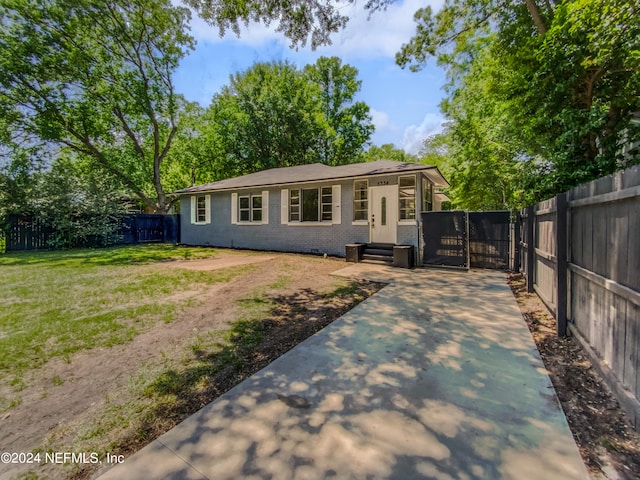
[519,164,640,428]
[2,214,180,252]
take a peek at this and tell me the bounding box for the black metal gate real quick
[468,211,511,270]
[422,210,512,270]
[422,211,468,268]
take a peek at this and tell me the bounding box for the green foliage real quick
[397,0,640,207]
[364,143,418,163]
[303,57,374,165]
[35,156,129,248]
[0,0,194,213]
[184,0,391,50]
[161,98,226,188]
[209,58,373,174]
[211,61,327,174]
[0,151,130,249]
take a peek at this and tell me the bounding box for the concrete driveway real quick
[98,265,589,480]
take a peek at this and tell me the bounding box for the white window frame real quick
[289,189,301,222]
[239,195,251,222]
[251,194,263,222]
[353,179,368,225]
[281,185,340,226]
[398,175,417,223]
[321,186,332,221]
[422,176,434,212]
[190,194,211,225]
[232,191,269,225]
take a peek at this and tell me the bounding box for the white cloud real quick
[318,0,443,59]
[402,113,444,155]
[187,14,288,48]
[370,108,396,132]
[185,0,444,60]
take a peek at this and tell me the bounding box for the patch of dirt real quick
[507,273,640,480]
[165,253,275,271]
[0,252,383,480]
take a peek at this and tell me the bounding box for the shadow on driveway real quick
[98,265,589,480]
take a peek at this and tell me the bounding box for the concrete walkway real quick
[98,265,589,480]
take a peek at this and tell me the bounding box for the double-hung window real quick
[239,196,250,222]
[232,191,268,224]
[399,175,416,220]
[353,180,368,221]
[191,194,211,225]
[196,196,207,223]
[252,195,263,222]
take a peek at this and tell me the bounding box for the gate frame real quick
[421,210,470,270]
[421,209,514,270]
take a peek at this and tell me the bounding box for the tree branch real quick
[112,106,145,158]
[524,0,548,35]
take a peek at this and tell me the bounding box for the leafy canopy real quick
[209,57,373,176]
[397,0,640,207]
[0,0,194,213]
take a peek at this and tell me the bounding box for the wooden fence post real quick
[526,206,535,293]
[556,193,568,336]
[513,211,521,272]
[132,215,139,244]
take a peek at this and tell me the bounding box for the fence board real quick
[583,206,594,272]
[592,202,608,277]
[612,299,628,387]
[622,164,640,189]
[629,203,640,292]
[626,302,640,398]
[606,203,629,285]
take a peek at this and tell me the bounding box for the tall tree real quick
[0,0,194,213]
[303,56,374,165]
[161,98,225,190]
[397,0,640,203]
[209,59,375,174]
[210,61,329,174]
[363,143,418,163]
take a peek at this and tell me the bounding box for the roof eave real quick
[173,164,446,195]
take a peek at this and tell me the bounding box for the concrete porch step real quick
[361,253,394,265]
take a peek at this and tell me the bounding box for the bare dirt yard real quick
[508,273,640,480]
[0,249,381,480]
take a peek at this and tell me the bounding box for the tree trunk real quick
[524,0,548,35]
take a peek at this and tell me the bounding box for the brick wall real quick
[180,177,420,258]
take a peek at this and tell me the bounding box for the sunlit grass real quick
[17,253,372,478]
[0,245,248,377]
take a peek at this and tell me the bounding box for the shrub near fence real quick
[519,164,640,430]
[1,214,180,252]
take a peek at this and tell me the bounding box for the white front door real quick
[369,185,397,244]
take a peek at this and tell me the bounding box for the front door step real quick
[346,243,414,268]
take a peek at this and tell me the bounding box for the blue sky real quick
[174,0,446,155]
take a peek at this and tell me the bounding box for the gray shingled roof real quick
[174,160,449,194]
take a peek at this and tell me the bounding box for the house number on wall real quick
[377,180,389,186]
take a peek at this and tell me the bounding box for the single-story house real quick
[174,160,449,265]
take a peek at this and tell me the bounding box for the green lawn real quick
[0,245,373,479]
[0,245,246,377]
